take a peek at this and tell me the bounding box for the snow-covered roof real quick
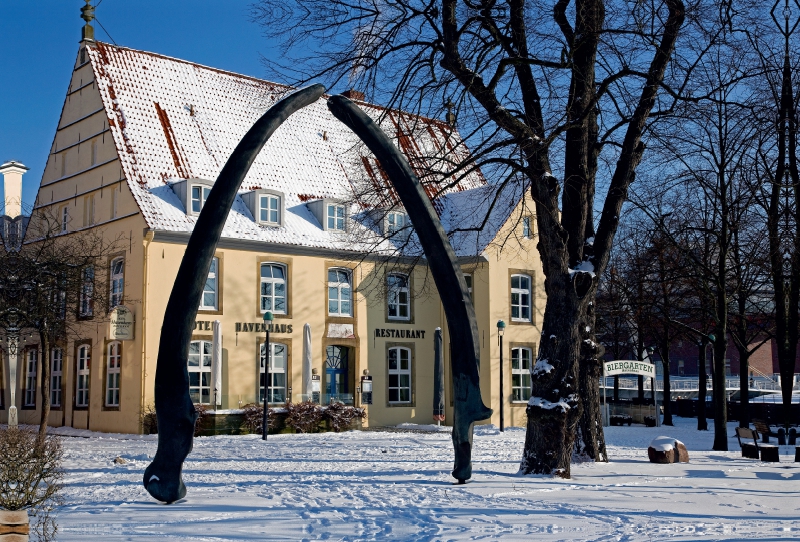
[86,42,518,256]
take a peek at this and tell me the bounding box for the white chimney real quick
[0,161,28,219]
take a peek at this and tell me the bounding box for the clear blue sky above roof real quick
[0,0,281,211]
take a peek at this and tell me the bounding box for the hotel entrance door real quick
[325,346,350,403]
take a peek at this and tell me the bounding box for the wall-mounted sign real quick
[603,360,655,377]
[374,328,426,339]
[235,322,293,333]
[328,323,355,339]
[110,305,135,340]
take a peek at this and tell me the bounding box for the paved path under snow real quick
[52,418,799,540]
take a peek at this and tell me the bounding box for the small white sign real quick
[109,305,135,340]
[327,323,355,339]
[603,360,655,377]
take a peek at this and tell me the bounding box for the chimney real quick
[0,161,28,219]
[341,89,365,101]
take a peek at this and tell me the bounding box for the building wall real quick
[2,44,546,434]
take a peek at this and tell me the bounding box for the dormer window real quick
[327,203,346,231]
[241,189,285,227]
[191,185,211,213]
[387,211,406,235]
[260,194,280,225]
[170,178,215,217]
[307,199,348,232]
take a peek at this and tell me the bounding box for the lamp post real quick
[497,320,506,432]
[262,311,273,441]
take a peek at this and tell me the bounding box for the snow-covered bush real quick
[285,401,324,433]
[323,402,366,432]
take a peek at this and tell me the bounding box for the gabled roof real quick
[86,41,517,256]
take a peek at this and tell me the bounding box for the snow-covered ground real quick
[49,417,798,540]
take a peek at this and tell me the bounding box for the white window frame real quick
[386,211,406,235]
[50,348,63,408]
[511,347,533,402]
[191,184,212,214]
[109,258,124,309]
[24,349,38,407]
[188,340,213,404]
[259,194,281,226]
[75,345,91,408]
[387,273,410,321]
[511,274,532,322]
[463,273,473,300]
[259,342,287,404]
[522,216,532,238]
[80,266,94,317]
[388,346,412,404]
[327,203,346,231]
[260,263,287,315]
[200,257,219,311]
[105,341,121,407]
[327,268,352,317]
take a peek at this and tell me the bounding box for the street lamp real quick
[497,320,506,432]
[262,311,273,441]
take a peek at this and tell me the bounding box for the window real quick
[200,257,219,310]
[388,346,412,403]
[61,206,69,233]
[24,349,37,407]
[259,342,287,404]
[511,274,532,322]
[260,263,287,314]
[725,359,731,377]
[387,211,406,235]
[259,194,280,225]
[105,342,121,407]
[111,188,118,219]
[678,360,685,376]
[522,216,532,238]
[328,268,352,316]
[191,185,211,213]
[79,266,94,316]
[109,258,124,308]
[464,274,473,300]
[387,274,410,320]
[327,203,345,231]
[511,347,533,402]
[51,349,63,408]
[84,195,95,226]
[75,345,90,407]
[188,340,212,404]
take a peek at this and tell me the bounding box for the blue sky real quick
[1,0,280,209]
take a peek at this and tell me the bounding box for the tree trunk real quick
[697,341,708,431]
[738,350,750,428]
[520,281,584,477]
[38,332,51,442]
[574,302,607,462]
[712,337,728,450]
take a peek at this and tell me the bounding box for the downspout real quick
[141,229,155,433]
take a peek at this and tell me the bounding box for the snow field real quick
[51,417,800,540]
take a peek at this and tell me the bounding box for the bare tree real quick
[0,207,123,440]
[252,0,698,475]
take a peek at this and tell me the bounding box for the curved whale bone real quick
[327,95,492,482]
[143,84,326,503]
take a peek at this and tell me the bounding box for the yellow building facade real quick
[1,39,544,434]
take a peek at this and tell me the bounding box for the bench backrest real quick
[752,419,770,433]
[736,426,758,443]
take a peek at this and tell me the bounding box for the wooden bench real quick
[735,427,779,462]
[752,419,781,444]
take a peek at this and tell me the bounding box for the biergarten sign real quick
[109,305,135,340]
[603,360,655,377]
